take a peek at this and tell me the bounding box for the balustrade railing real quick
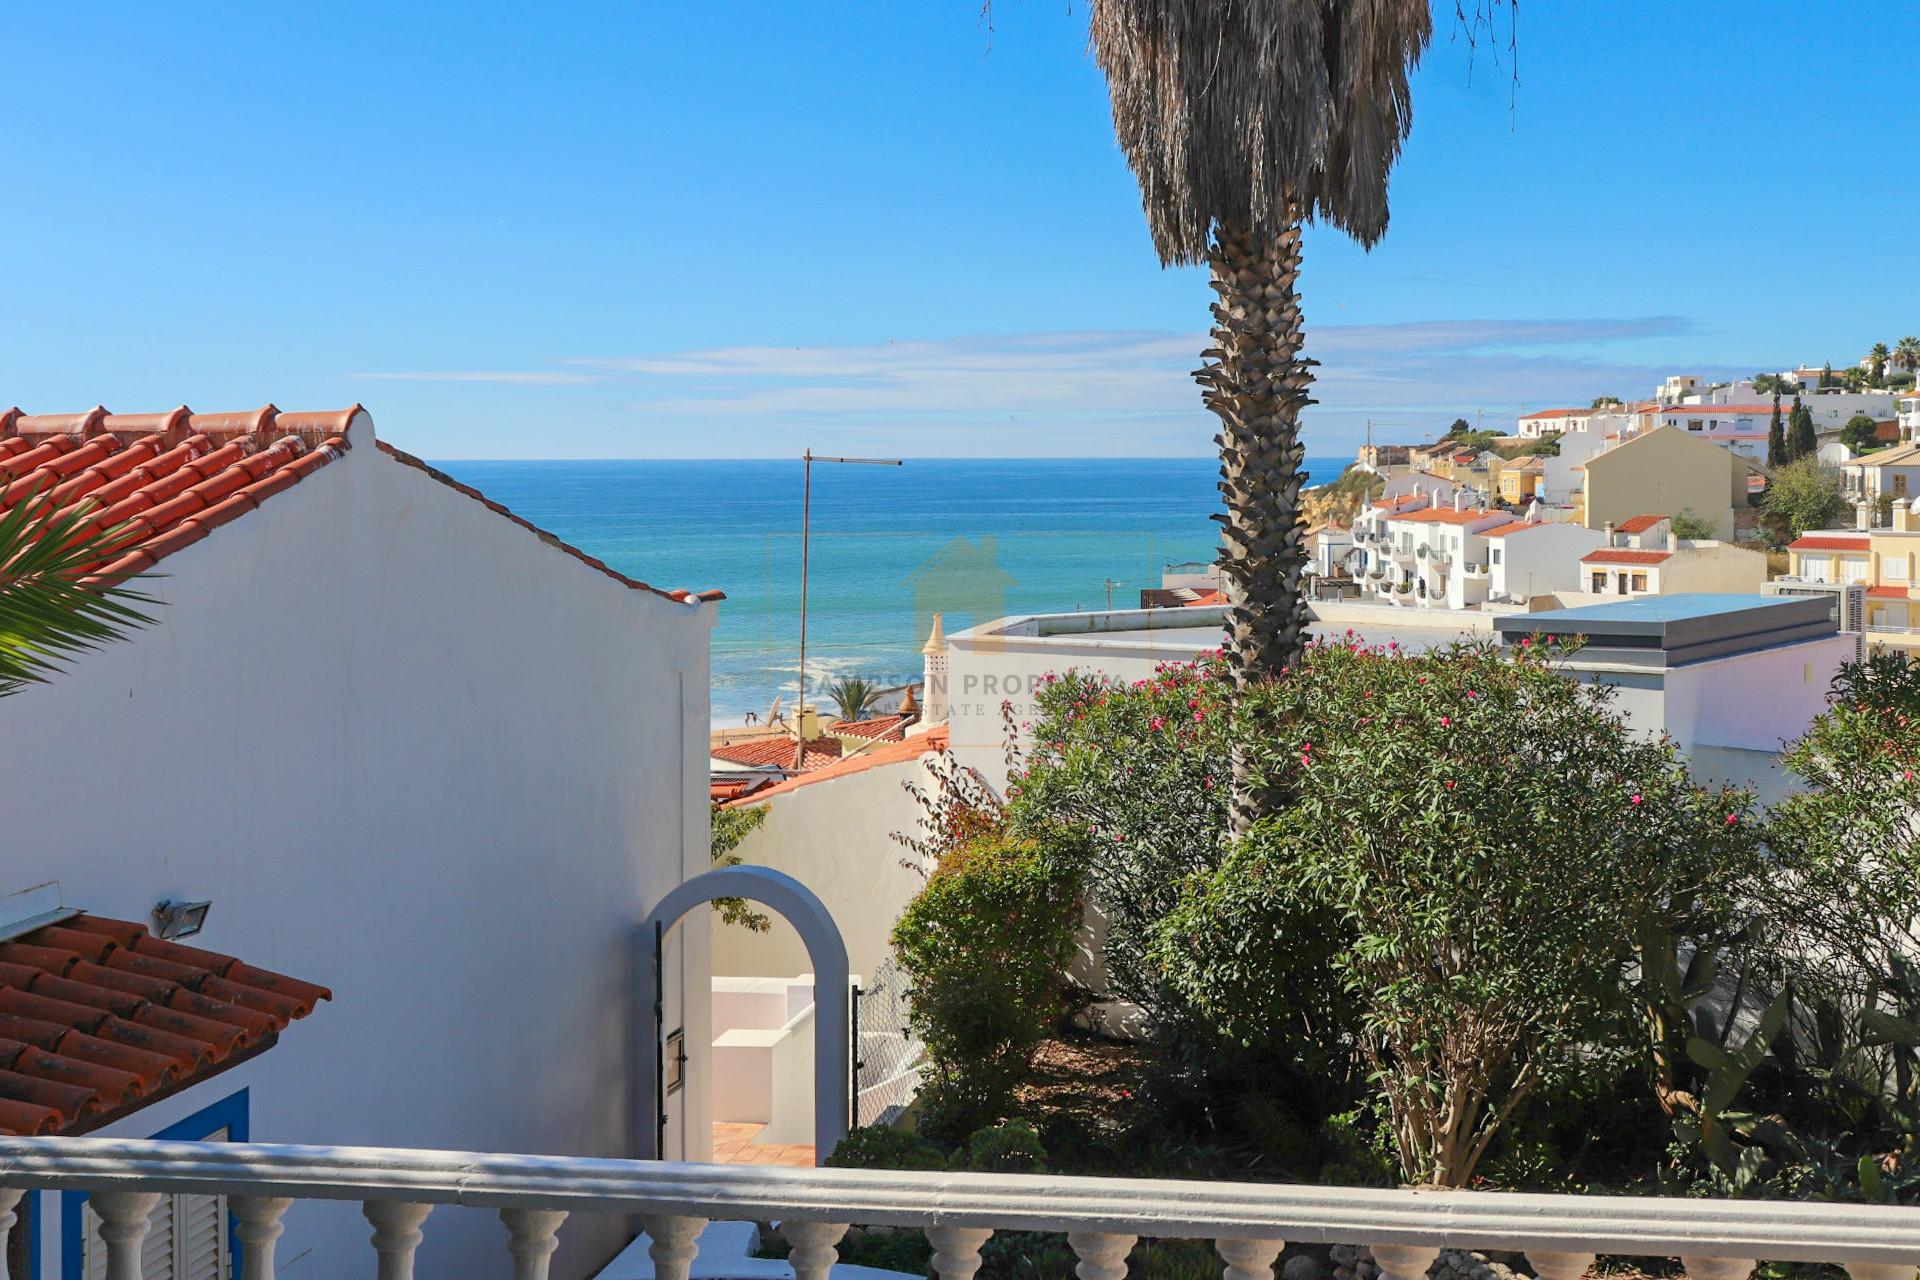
[5,1137,1920,1280]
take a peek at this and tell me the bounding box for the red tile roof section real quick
[1868,586,1911,599]
[0,405,353,586]
[1581,549,1672,565]
[1614,515,1667,533]
[711,736,844,771]
[828,714,910,742]
[1789,535,1871,552]
[1480,520,1544,537]
[1521,408,1588,419]
[726,728,951,806]
[372,442,725,604]
[0,914,328,1136]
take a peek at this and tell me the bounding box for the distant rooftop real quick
[1495,593,1835,668]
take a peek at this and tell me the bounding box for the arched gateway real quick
[637,866,850,1164]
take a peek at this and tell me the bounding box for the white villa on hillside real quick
[0,404,723,1278]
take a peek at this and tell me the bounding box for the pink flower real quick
[1726,813,1740,825]
[1630,794,1643,805]
[1193,709,1205,723]
[1418,676,1428,685]
[1440,716,1452,728]
[1300,755,1311,767]
[1149,716,1165,731]
[1466,690,1478,700]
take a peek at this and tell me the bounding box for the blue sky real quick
[1,2,1912,458]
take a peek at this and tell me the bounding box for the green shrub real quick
[891,833,1086,1137]
[964,1118,1049,1173]
[824,1123,947,1172]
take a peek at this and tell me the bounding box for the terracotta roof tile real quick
[0,404,353,587]
[5,403,728,631]
[1869,586,1911,599]
[727,728,951,806]
[0,912,327,1135]
[1581,549,1672,565]
[1789,535,1871,552]
[1614,515,1667,533]
[828,714,910,742]
[711,736,844,771]
[1480,521,1543,537]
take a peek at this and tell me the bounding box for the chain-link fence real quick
[853,956,923,1128]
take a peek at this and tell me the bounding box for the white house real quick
[1571,514,1767,599]
[1480,514,1605,604]
[1900,390,1920,442]
[0,405,722,1280]
[1654,404,1774,460]
[1516,407,1595,439]
[1843,443,1920,505]
[1358,497,1513,610]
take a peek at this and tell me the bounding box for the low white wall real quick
[713,759,935,986]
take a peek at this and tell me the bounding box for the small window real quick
[1491,548,1503,565]
[1591,571,1606,592]
[1632,573,1649,592]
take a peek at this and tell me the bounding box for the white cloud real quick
[348,317,1744,454]
[348,370,604,386]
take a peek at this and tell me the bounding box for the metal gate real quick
[850,957,923,1129]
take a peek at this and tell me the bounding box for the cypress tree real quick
[1767,392,1786,466]
[1791,396,1818,461]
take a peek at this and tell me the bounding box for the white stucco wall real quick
[712,756,936,986]
[0,417,714,1280]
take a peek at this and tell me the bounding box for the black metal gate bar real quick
[850,980,862,1129]
[654,919,666,1159]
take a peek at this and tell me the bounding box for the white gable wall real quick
[0,418,714,1280]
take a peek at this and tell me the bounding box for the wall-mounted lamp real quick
[154,898,211,941]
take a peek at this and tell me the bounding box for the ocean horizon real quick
[436,456,1349,725]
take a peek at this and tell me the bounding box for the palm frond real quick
[825,675,885,722]
[0,489,159,697]
[1089,0,1433,263]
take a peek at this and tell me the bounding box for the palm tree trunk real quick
[1194,211,1314,834]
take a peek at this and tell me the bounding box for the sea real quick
[437,457,1349,725]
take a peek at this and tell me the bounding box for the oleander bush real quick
[891,831,1087,1139]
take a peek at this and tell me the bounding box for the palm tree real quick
[825,675,884,722]
[1869,342,1891,385]
[1,492,156,697]
[1088,0,1432,828]
[1897,336,1920,375]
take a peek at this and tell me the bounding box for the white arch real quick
[637,866,850,1164]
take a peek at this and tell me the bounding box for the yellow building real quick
[1577,425,1750,542]
[1788,513,1920,653]
[1498,455,1544,503]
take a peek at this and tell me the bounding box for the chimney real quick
[1526,499,1539,524]
[921,613,949,722]
[796,705,822,741]
[1859,501,1873,531]
[1604,520,1616,545]
[1454,488,1465,512]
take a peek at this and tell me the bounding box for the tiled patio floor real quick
[712,1121,815,1167]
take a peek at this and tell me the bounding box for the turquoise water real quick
[438,457,1347,723]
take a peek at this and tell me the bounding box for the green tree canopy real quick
[1841,413,1883,453]
[1763,456,1849,539]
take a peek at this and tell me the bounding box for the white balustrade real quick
[232,1195,293,1277]
[785,1219,850,1280]
[0,1136,1918,1280]
[642,1214,707,1280]
[90,1191,162,1280]
[364,1199,433,1280]
[501,1207,569,1280]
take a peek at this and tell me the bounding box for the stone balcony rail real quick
[6,1137,1920,1280]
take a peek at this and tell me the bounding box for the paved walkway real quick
[713,1121,815,1167]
